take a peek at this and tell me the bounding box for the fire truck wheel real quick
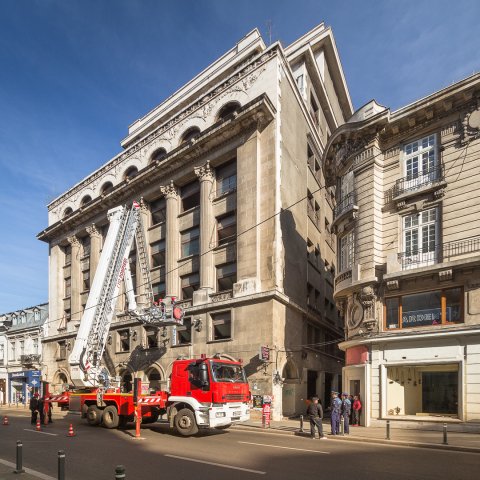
[102,405,119,429]
[81,404,88,419]
[174,408,198,436]
[86,405,102,426]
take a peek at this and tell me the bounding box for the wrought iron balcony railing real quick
[20,354,41,365]
[397,236,480,270]
[334,192,357,220]
[393,165,443,198]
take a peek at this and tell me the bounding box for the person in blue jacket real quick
[330,391,342,435]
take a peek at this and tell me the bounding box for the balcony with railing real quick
[393,165,445,200]
[397,236,480,271]
[333,192,358,227]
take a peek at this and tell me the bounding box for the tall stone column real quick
[86,224,102,281]
[194,161,215,299]
[160,181,179,297]
[67,235,82,324]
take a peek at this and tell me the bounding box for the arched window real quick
[101,181,114,195]
[146,368,163,392]
[124,166,139,181]
[150,148,167,163]
[63,207,73,218]
[180,127,201,144]
[217,101,240,121]
[80,195,92,207]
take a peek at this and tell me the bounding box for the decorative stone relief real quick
[194,161,215,182]
[160,181,179,200]
[67,235,81,248]
[438,269,453,282]
[86,224,101,239]
[386,280,399,291]
[462,97,480,141]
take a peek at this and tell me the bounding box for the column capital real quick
[139,197,150,212]
[194,161,215,182]
[86,223,102,239]
[160,181,179,200]
[67,235,81,248]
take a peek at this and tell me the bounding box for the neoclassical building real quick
[38,24,352,418]
[324,73,480,428]
[0,303,48,404]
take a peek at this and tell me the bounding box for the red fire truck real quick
[45,203,250,435]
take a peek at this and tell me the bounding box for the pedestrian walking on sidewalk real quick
[330,391,342,435]
[29,393,39,424]
[341,393,351,434]
[307,396,327,439]
[352,395,362,426]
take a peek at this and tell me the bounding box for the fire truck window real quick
[187,364,202,388]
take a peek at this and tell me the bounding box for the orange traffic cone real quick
[67,423,76,437]
[2,416,9,425]
[36,419,41,431]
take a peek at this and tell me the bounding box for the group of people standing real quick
[29,393,52,425]
[307,391,362,439]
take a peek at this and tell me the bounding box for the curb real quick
[232,424,480,454]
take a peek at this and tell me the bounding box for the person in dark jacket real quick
[37,396,45,425]
[29,393,39,424]
[306,396,327,439]
[341,392,351,434]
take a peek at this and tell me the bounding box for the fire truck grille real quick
[224,394,244,401]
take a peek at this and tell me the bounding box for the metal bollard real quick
[14,440,24,474]
[443,423,448,445]
[386,420,391,440]
[299,415,304,433]
[57,450,65,480]
[115,465,126,480]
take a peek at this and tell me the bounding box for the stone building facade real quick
[0,303,48,404]
[37,24,352,419]
[324,73,480,428]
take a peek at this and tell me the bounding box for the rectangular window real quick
[216,160,237,196]
[310,95,319,127]
[181,227,200,258]
[217,214,236,246]
[64,245,72,266]
[181,181,200,212]
[403,208,438,268]
[211,311,232,341]
[64,277,71,298]
[19,340,24,357]
[82,270,90,292]
[384,288,463,330]
[152,282,166,301]
[217,263,237,291]
[151,240,166,268]
[151,198,166,225]
[57,341,66,361]
[175,317,192,345]
[145,327,159,349]
[10,342,15,361]
[181,272,200,300]
[339,230,355,272]
[118,329,130,352]
[33,338,39,355]
[404,134,437,183]
[82,236,91,257]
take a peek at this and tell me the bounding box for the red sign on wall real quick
[345,346,369,366]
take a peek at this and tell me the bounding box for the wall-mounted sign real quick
[402,307,449,327]
[252,395,263,409]
[259,345,270,362]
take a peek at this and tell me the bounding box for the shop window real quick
[384,288,463,330]
[216,263,237,292]
[181,273,200,300]
[181,181,200,212]
[118,329,130,352]
[150,198,166,225]
[211,311,231,341]
[181,227,200,258]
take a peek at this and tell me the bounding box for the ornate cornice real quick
[194,161,215,182]
[47,48,277,214]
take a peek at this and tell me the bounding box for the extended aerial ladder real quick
[69,201,183,387]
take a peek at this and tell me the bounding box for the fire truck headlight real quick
[215,412,226,418]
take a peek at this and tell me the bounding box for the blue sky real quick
[0,0,479,313]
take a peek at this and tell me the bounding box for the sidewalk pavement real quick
[234,418,480,453]
[0,459,55,480]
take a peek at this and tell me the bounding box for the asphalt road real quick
[1,410,479,480]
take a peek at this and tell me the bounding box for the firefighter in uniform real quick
[341,392,351,434]
[330,391,342,435]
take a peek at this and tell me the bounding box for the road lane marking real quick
[239,441,330,454]
[165,454,266,474]
[0,458,56,480]
[23,429,58,436]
